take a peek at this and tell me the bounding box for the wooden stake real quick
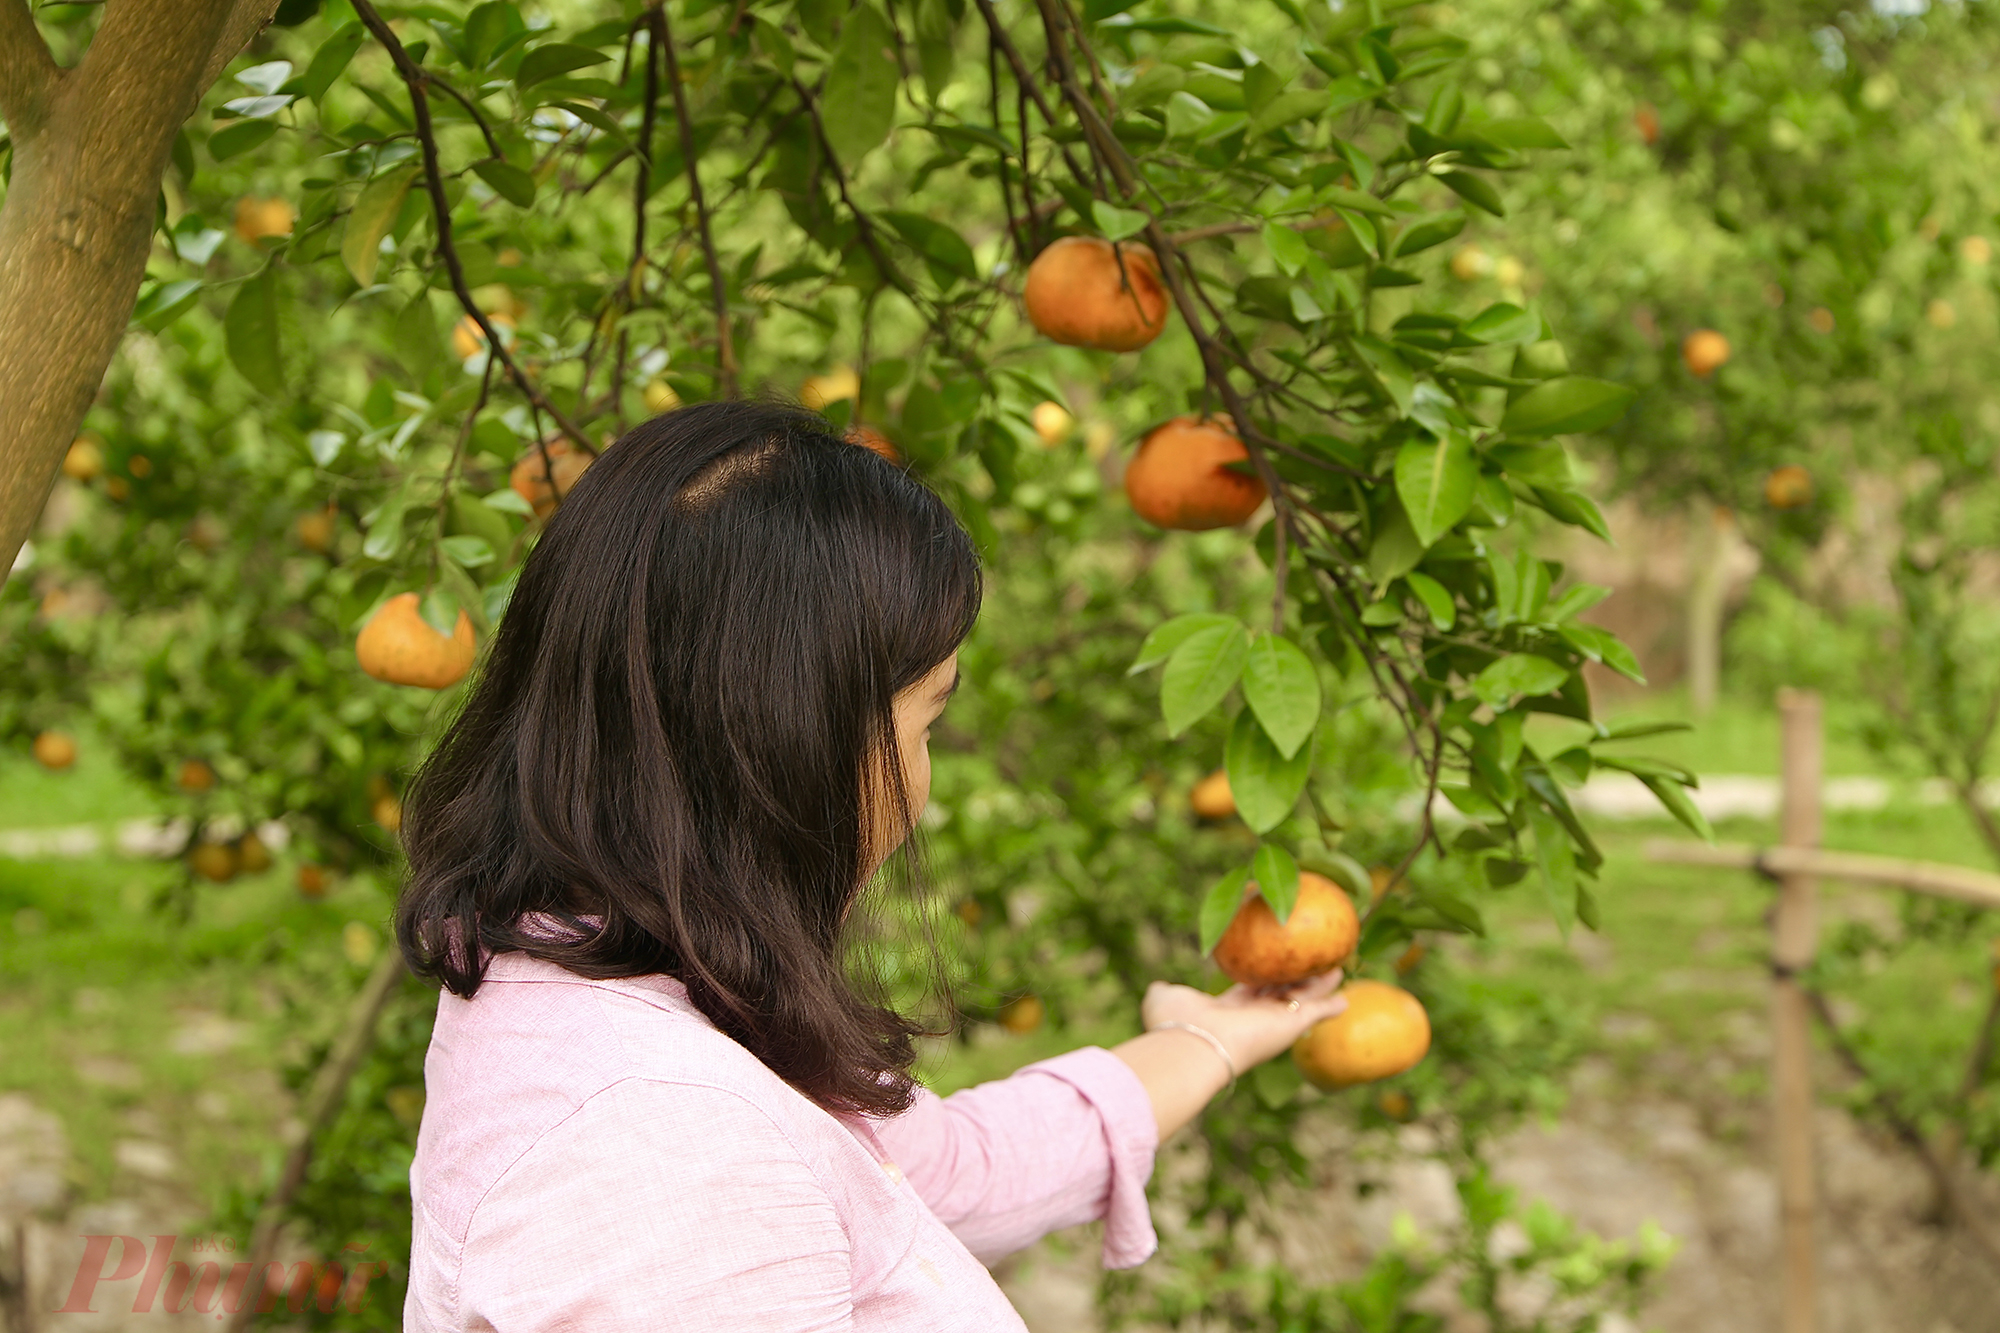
[1774,688,1822,1333]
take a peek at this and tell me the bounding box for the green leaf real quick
[1160,621,1250,736]
[883,211,979,280]
[1368,505,1424,584]
[224,269,284,395]
[1393,212,1465,258]
[1264,222,1309,277]
[1251,843,1302,925]
[133,279,203,332]
[1298,846,1371,900]
[419,587,461,637]
[1470,115,1569,149]
[440,535,495,568]
[821,4,900,162]
[1461,302,1540,345]
[1558,623,1645,682]
[1200,864,1252,957]
[472,158,536,208]
[342,163,420,287]
[362,502,405,562]
[1404,571,1456,629]
[1501,377,1638,438]
[1637,774,1715,842]
[1472,654,1569,709]
[1092,199,1150,242]
[1242,634,1320,759]
[209,118,278,162]
[1394,432,1476,547]
[1546,582,1611,621]
[516,42,611,89]
[1531,486,1613,541]
[1225,708,1312,833]
[1526,803,1576,939]
[483,485,535,516]
[1437,169,1505,216]
[302,22,366,101]
[1130,613,1236,674]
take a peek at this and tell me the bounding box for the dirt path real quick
[995,1068,2000,1333]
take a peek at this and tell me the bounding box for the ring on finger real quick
[1287,998,1301,1012]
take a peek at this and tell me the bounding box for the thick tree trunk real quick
[0,0,278,582]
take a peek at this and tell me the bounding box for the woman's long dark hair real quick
[394,401,981,1118]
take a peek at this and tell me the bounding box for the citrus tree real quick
[2,0,1698,1322]
[1451,0,2000,1251]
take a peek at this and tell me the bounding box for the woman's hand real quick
[1111,970,1350,1141]
[1140,970,1349,1075]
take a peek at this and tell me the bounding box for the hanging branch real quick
[654,3,738,396]
[349,0,596,457]
[1801,981,2000,1272]
[788,75,955,351]
[223,949,408,1333]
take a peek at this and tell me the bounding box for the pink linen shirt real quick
[406,951,1161,1331]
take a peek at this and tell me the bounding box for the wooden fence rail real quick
[1643,688,2000,1333]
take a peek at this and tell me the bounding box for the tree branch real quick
[0,0,58,135]
[1802,981,2000,1273]
[655,3,736,396]
[349,0,596,456]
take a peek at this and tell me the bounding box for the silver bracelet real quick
[1150,1020,1237,1094]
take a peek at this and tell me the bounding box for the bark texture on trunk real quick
[0,0,279,582]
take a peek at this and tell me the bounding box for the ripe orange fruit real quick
[295,507,336,554]
[999,994,1045,1034]
[1189,768,1235,820]
[32,731,77,770]
[955,897,983,927]
[1377,1088,1414,1120]
[1024,237,1171,352]
[297,864,330,899]
[1292,980,1432,1088]
[1394,941,1427,974]
[63,438,104,482]
[1926,298,1957,330]
[373,795,403,834]
[1124,416,1266,531]
[1449,245,1489,281]
[1808,307,1836,334]
[849,426,900,463]
[1962,236,1991,266]
[177,759,216,793]
[189,843,238,883]
[232,196,295,244]
[1213,872,1361,988]
[1764,464,1812,510]
[1634,103,1661,146]
[236,832,271,875]
[1031,401,1073,445]
[356,592,476,689]
[1681,329,1730,377]
[126,454,152,479]
[509,441,593,518]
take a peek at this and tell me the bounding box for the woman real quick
[396,402,1346,1331]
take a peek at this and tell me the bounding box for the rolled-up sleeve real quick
[876,1046,1160,1269]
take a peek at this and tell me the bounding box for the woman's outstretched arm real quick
[1111,969,1350,1141]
